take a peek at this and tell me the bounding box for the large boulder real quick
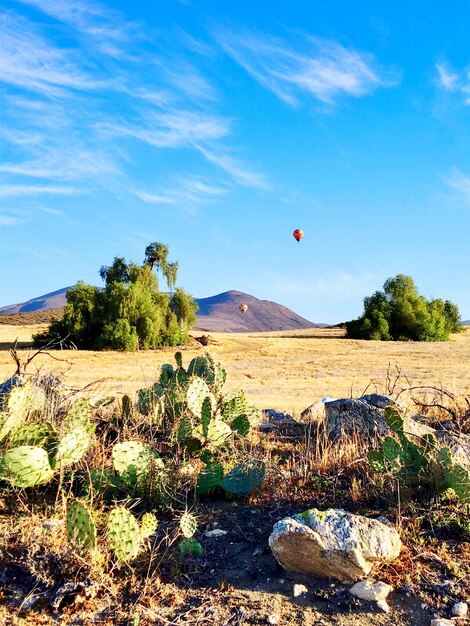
[311,395,470,470]
[269,508,401,583]
[323,397,394,440]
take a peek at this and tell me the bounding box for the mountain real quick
[0,287,72,314]
[0,288,322,332]
[194,290,322,332]
[463,320,470,326]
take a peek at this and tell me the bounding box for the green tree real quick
[34,244,198,351]
[346,274,462,342]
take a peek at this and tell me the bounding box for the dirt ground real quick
[0,498,445,626]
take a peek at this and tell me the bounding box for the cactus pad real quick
[187,353,226,393]
[179,538,203,557]
[230,414,251,437]
[186,378,215,419]
[220,461,266,495]
[8,421,55,448]
[89,396,115,408]
[63,399,90,431]
[66,502,97,549]
[0,446,54,488]
[55,427,91,468]
[221,391,248,422]
[107,506,141,562]
[112,441,163,477]
[179,512,197,538]
[140,512,158,538]
[196,461,223,495]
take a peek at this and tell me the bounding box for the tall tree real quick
[34,244,197,351]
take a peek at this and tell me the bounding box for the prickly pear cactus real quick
[0,446,54,488]
[89,396,115,408]
[186,378,216,419]
[137,384,164,416]
[121,395,132,422]
[0,382,45,441]
[63,400,90,431]
[220,461,266,495]
[196,461,224,495]
[221,390,248,422]
[438,448,470,503]
[9,382,45,417]
[90,468,125,496]
[244,405,262,427]
[66,502,97,549]
[206,419,232,448]
[112,441,164,477]
[179,512,197,538]
[8,421,55,448]
[230,414,251,437]
[107,506,141,562]
[179,538,202,557]
[140,512,158,539]
[187,353,226,394]
[193,418,231,448]
[55,427,91,469]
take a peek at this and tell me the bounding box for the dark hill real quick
[0,287,71,314]
[195,290,322,332]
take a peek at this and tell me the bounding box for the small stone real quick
[204,529,228,538]
[377,599,390,613]
[43,519,62,531]
[267,614,280,625]
[293,584,308,598]
[430,620,455,626]
[350,579,393,601]
[451,602,468,618]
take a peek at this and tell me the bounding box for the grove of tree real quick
[34,243,198,351]
[346,274,462,341]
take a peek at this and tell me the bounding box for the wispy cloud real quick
[135,177,228,210]
[98,110,230,148]
[0,215,25,226]
[435,61,470,105]
[0,12,105,97]
[0,184,79,198]
[196,145,269,190]
[1,3,268,209]
[214,26,397,106]
[444,169,470,207]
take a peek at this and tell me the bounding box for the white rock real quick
[293,584,308,598]
[451,602,468,617]
[430,620,455,626]
[376,599,390,613]
[204,529,228,538]
[267,614,280,625]
[269,508,401,583]
[350,579,393,601]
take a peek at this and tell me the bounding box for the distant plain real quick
[1,322,469,415]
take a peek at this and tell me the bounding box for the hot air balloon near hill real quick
[239,304,248,314]
[293,229,304,243]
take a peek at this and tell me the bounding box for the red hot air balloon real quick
[293,229,304,243]
[239,304,248,314]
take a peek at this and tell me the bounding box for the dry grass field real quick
[1,322,469,415]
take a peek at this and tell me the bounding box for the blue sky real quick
[1,0,469,323]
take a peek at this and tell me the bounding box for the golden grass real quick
[0,324,469,416]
